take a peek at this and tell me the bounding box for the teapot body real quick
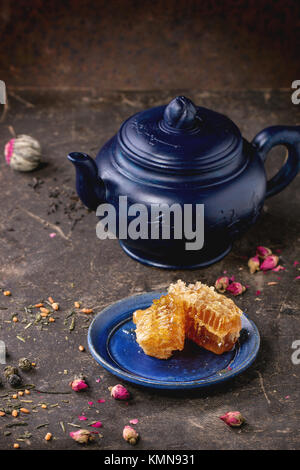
[95,138,266,268]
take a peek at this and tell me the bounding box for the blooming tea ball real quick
[4,134,41,171]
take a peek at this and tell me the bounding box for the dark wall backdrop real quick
[0,0,299,90]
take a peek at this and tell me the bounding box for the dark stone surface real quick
[0,89,299,450]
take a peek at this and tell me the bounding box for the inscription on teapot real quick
[130,119,180,149]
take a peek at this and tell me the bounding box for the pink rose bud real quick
[70,378,88,392]
[215,276,229,293]
[110,384,130,400]
[226,282,246,296]
[123,425,139,445]
[248,255,260,274]
[256,246,272,259]
[69,429,94,444]
[220,411,245,427]
[260,254,279,271]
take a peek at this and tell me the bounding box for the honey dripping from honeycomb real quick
[133,280,242,359]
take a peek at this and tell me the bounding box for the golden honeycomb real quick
[133,280,242,359]
[133,293,185,359]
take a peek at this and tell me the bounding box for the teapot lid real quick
[117,96,244,178]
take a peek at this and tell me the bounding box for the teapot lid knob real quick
[163,96,198,130]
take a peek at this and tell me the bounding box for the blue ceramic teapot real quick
[68,96,300,269]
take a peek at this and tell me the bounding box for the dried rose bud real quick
[215,276,229,293]
[220,411,245,427]
[260,254,279,271]
[70,429,94,444]
[248,255,260,274]
[226,282,246,296]
[110,384,130,401]
[123,425,139,445]
[70,378,88,392]
[256,246,272,259]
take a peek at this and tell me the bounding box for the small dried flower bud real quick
[248,255,260,274]
[81,308,93,314]
[18,357,32,371]
[123,425,139,445]
[40,307,50,315]
[220,411,245,427]
[34,303,43,308]
[78,345,85,352]
[12,410,19,417]
[74,301,81,308]
[18,391,24,396]
[260,255,279,271]
[3,290,11,296]
[0,411,5,417]
[20,407,30,414]
[70,377,88,392]
[12,394,18,399]
[256,246,272,259]
[24,389,31,395]
[4,366,18,378]
[8,374,22,388]
[110,384,130,401]
[215,276,229,293]
[41,404,47,409]
[48,297,54,304]
[13,443,20,449]
[49,317,55,322]
[12,316,18,323]
[69,429,94,444]
[52,303,59,311]
[45,432,52,441]
[226,282,246,296]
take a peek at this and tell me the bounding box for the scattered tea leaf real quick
[36,423,49,429]
[16,336,26,343]
[69,317,75,332]
[6,421,28,428]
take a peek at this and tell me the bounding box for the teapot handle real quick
[252,125,300,198]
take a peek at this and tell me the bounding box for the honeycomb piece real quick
[169,280,242,354]
[133,294,185,359]
[133,280,242,359]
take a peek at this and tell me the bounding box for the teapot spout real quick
[68,152,106,210]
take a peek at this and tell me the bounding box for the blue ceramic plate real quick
[88,291,260,390]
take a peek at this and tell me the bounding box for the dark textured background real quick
[0,0,299,452]
[0,0,299,90]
